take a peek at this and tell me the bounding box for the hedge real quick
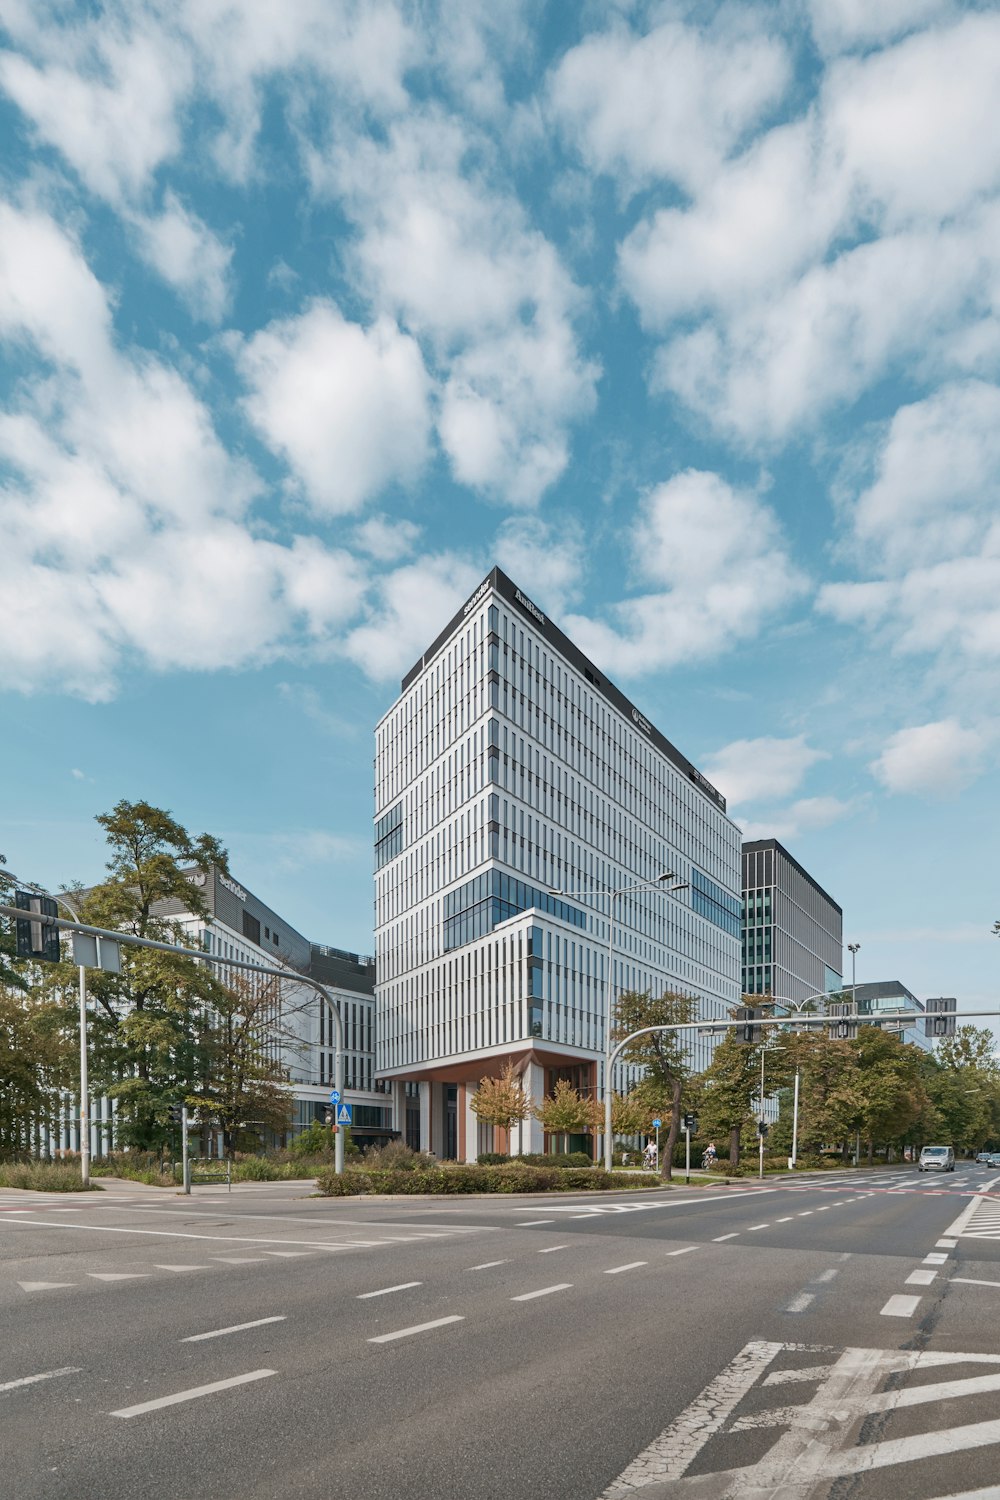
[316,1163,665,1196]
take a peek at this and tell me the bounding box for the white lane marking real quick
[813,1269,839,1284]
[539,1244,569,1254]
[764,1364,835,1386]
[953,1277,1000,1289]
[713,1233,739,1242]
[212,1257,268,1265]
[468,1260,507,1270]
[572,1213,603,1219]
[599,1339,785,1493]
[798,1211,813,1216]
[182,1316,286,1342]
[776,1216,794,1223]
[87,1272,152,1281]
[881,1294,922,1316]
[51,1208,81,1212]
[747,1223,770,1231]
[0,1366,81,1394]
[0,1217,367,1252]
[356,1282,421,1299]
[110,1369,276,1418]
[937,1239,958,1248]
[666,1246,698,1257]
[155,1265,212,1273]
[261,1251,312,1258]
[785,1292,815,1313]
[907,1269,938,1285]
[518,1219,554,1226]
[368,1316,464,1343]
[514,1189,779,1216]
[17,1281,74,1292]
[816,1206,831,1212]
[924,1253,949,1264]
[511,1283,572,1301]
[605,1262,648,1274]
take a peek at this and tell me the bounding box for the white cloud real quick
[493,515,584,616]
[739,796,855,843]
[563,471,807,676]
[548,16,790,195]
[130,195,233,323]
[620,12,1000,445]
[0,203,372,698]
[342,554,481,682]
[817,383,1000,668]
[239,302,432,516]
[808,0,956,56]
[352,515,422,564]
[702,735,829,811]
[70,768,84,780]
[869,719,988,796]
[311,111,599,506]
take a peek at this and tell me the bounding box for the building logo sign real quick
[514,587,546,626]
[631,707,652,736]
[219,872,248,903]
[463,577,492,616]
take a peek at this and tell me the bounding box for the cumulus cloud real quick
[619,11,1000,445]
[0,203,369,698]
[808,0,956,56]
[239,302,432,516]
[563,472,807,677]
[869,719,988,796]
[739,796,855,843]
[352,515,422,564]
[129,194,233,323]
[342,554,481,682]
[493,515,584,616]
[548,15,790,194]
[702,735,829,812]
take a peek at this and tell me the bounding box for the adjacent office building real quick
[742,838,843,1008]
[848,980,931,1053]
[374,567,742,1161]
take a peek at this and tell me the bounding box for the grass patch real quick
[0,1162,103,1192]
[316,1163,669,1196]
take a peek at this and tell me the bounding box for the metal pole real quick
[182,1104,190,1194]
[604,891,617,1174]
[685,1124,690,1185]
[791,1066,800,1169]
[759,1043,766,1181]
[77,958,89,1187]
[656,1121,661,1174]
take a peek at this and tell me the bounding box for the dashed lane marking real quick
[748,1223,770,1231]
[511,1284,572,1302]
[925,1253,949,1264]
[538,1244,569,1253]
[182,1317,285,1342]
[517,1220,554,1226]
[0,1366,81,1394]
[468,1260,507,1270]
[907,1269,938,1285]
[17,1281,74,1292]
[785,1293,815,1313]
[154,1265,211,1273]
[938,1239,958,1248]
[713,1233,739,1242]
[87,1273,150,1281]
[356,1282,421,1299]
[606,1262,648,1274]
[665,1246,698,1257]
[368,1316,464,1344]
[110,1369,276,1418]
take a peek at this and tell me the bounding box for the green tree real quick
[613,990,697,1180]
[189,971,295,1156]
[471,1063,531,1153]
[533,1078,590,1154]
[696,1030,763,1167]
[75,801,231,1152]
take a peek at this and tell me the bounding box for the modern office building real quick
[847,980,931,1053]
[374,566,742,1161]
[48,865,390,1156]
[742,839,843,1008]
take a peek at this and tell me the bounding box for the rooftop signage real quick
[219,872,248,903]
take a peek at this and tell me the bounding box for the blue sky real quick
[1,1,998,1020]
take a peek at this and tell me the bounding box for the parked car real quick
[976,1151,993,1164]
[989,1153,1000,1168]
[918,1145,956,1172]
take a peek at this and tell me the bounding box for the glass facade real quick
[443,869,585,952]
[374,803,403,870]
[691,868,741,937]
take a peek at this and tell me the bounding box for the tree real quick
[74,801,232,1152]
[614,990,697,1179]
[696,1031,762,1167]
[470,1063,531,1153]
[189,971,295,1156]
[533,1078,590,1154]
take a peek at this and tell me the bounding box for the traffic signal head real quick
[735,1006,763,1044]
[758,1120,769,1138]
[14,891,61,963]
[167,1104,184,1125]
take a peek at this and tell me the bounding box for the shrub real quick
[517,1151,594,1169]
[477,1151,511,1165]
[0,1162,103,1192]
[361,1141,431,1172]
[316,1161,670,1197]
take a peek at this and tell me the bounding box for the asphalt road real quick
[2,1164,1000,1500]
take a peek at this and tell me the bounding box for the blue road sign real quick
[329,1089,341,1105]
[652,1118,662,1129]
[336,1103,352,1126]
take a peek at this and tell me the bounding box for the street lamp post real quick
[549,871,687,1172]
[765,986,858,1169]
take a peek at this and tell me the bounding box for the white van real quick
[918,1145,955,1172]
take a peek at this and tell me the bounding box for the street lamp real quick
[548,870,688,1171]
[767,986,851,1169]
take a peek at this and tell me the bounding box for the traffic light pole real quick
[0,902,348,1176]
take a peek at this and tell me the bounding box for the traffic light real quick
[13,891,61,963]
[735,1006,763,1044]
[758,1120,769,1138]
[830,1002,857,1041]
[168,1104,185,1125]
[925,997,957,1039]
[682,1113,698,1132]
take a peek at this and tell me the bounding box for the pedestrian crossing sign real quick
[336,1103,352,1126]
